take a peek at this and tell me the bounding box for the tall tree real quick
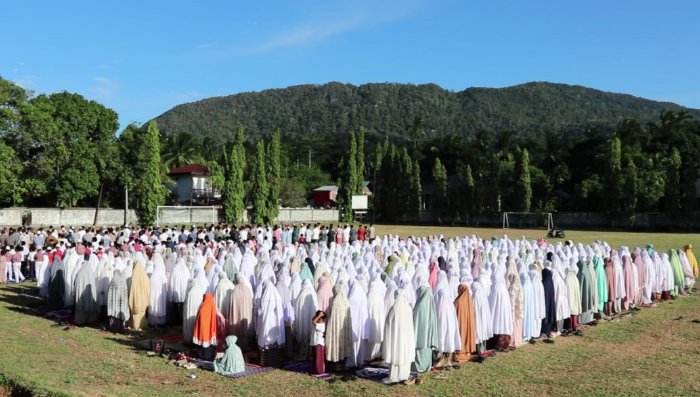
[514,148,533,212]
[381,145,401,221]
[19,92,118,207]
[399,147,413,221]
[372,137,389,220]
[464,164,476,219]
[411,158,423,222]
[408,116,425,155]
[432,157,448,224]
[338,133,359,222]
[250,140,270,224]
[218,128,247,223]
[230,127,247,222]
[355,127,366,194]
[664,148,682,215]
[337,158,353,222]
[604,137,623,215]
[133,121,167,224]
[622,156,638,216]
[267,129,282,221]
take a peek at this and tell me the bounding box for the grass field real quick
[0,226,698,397]
[373,225,700,252]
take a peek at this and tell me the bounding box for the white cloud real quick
[91,76,118,98]
[250,0,423,53]
[197,42,217,49]
[14,75,40,89]
[254,16,366,53]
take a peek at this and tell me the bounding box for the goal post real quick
[502,212,554,230]
[156,206,218,227]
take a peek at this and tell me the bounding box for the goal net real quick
[156,206,218,227]
[502,212,554,230]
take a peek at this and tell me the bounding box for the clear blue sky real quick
[2,0,699,131]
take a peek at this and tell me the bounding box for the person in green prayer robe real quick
[593,256,608,314]
[668,250,685,297]
[213,335,246,376]
[412,283,438,372]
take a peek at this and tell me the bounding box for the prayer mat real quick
[45,309,72,319]
[46,309,75,326]
[195,359,274,378]
[163,335,184,343]
[355,366,417,384]
[283,360,331,379]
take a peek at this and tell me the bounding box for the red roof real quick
[168,164,210,176]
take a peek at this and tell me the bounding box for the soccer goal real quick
[502,212,554,230]
[156,206,218,227]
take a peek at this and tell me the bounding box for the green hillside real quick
[152,81,699,143]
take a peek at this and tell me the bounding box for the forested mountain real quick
[152,81,700,143]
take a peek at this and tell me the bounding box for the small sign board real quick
[351,195,368,210]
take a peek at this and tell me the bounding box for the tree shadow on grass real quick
[0,284,361,383]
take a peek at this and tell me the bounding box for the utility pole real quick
[124,187,129,226]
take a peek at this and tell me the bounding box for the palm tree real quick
[161,133,205,169]
[407,116,425,154]
[493,129,518,160]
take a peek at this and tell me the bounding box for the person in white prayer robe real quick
[383,289,415,384]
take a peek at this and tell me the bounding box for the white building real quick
[168,164,220,205]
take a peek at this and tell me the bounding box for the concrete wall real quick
[0,208,138,227]
[0,207,339,227]
[274,208,339,223]
[157,207,218,226]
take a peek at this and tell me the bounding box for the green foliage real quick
[16,91,119,207]
[410,157,422,222]
[514,148,533,212]
[2,75,699,225]
[623,156,638,216]
[664,148,682,215]
[161,133,205,169]
[216,126,247,223]
[57,164,100,208]
[682,165,697,214]
[0,142,25,205]
[279,178,307,208]
[348,132,359,195]
[577,175,604,210]
[250,140,269,224]
[290,163,332,199]
[154,82,699,145]
[267,129,282,220]
[463,164,476,218]
[604,137,623,215]
[432,157,448,224]
[355,126,366,193]
[230,127,247,222]
[132,121,168,224]
[338,128,367,222]
[0,78,26,139]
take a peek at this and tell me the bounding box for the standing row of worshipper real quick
[40,231,698,382]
